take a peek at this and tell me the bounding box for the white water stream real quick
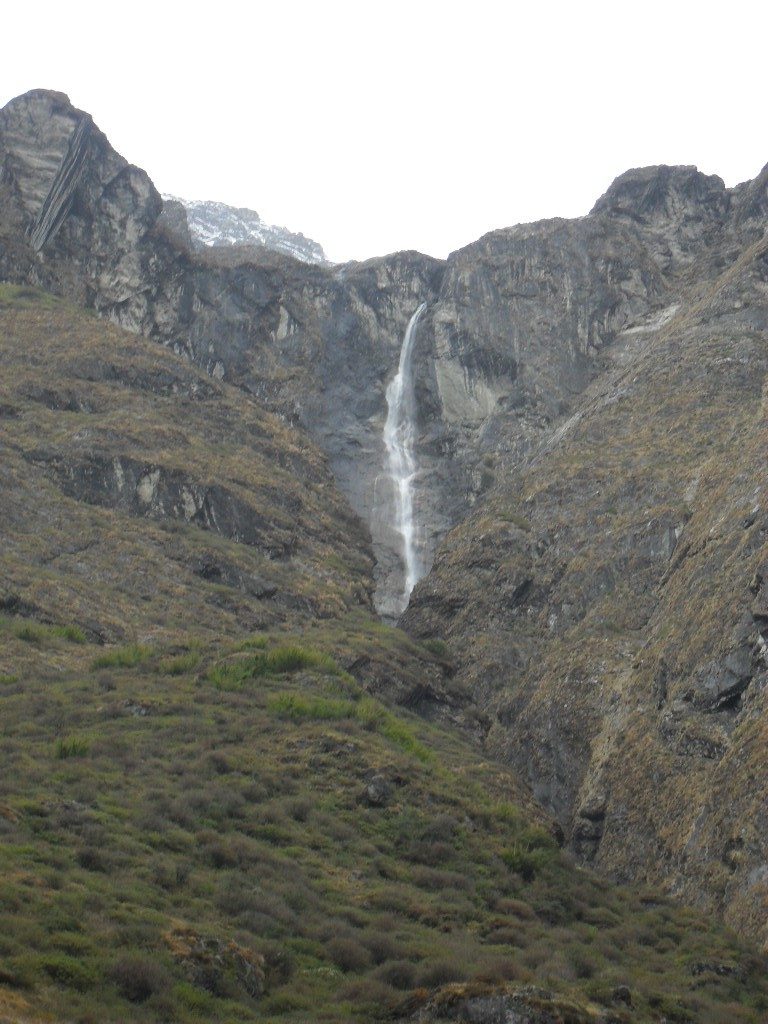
[383,302,427,614]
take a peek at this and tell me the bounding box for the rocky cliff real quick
[0,91,703,619]
[0,283,376,643]
[2,87,768,952]
[403,170,768,946]
[0,90,444,615]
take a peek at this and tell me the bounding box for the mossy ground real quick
[0,616,766,1024]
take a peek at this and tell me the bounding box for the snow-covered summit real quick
[165,196,327,265]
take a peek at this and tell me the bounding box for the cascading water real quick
[383,302,427,615]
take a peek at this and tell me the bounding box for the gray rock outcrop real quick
[0,90,441,614]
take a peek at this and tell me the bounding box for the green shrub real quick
[0,960,34,989]
[208,659,253,690]
[262,943,295,985]
[647,992,695,1022]
[503,848,548,881]
[355,697,432,762]
[14,623,48,644]
[209,645,339,690]
[158,651,199,675]
[361,933,402,965]
[173,980,216,1013]
[49,931,96,956]
[375,959,416,990]
[327,936,372,973]
[77,847,108,872]
[422,638,450,658]
[517,825,558,850]
[55,736,90,759]
[13,622,86,644]
[0,284,52,307]
[236,634,269,651]
[378,716,431,762]
[91,644,152,669]
[260,645,339,676]
[492,802,524,826]
[268,693,355,721]
[52,625,87,644]
[110,955,168,1002]
[40,952,98,991]
[418,958,466,987]
[502,826,558,881]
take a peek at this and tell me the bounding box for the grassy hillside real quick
[0,283,380,636]
[1,619,767,1024]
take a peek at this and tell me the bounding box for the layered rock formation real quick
[0,284,376,643]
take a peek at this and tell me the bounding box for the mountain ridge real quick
[166,195,327,264]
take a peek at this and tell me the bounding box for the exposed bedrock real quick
[5,89,760,617]
[403,230,768,945]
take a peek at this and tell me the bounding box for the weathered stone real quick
[164,926,266,998]
[0,90,710,618]
[176,196,326,264]
[611,985,632,1005]
[360,773,392,807]
[397,983,595,1024]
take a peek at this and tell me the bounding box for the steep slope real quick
[0,282,465,719]
[3,616,767,1024]
[1,89,743,620]
[403,216,768,946]
[0,283,374,640]
[2,289,767,1024]
[0,90,452,614]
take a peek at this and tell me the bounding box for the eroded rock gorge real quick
[2,87,767,948]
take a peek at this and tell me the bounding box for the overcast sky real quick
[3,1,767,262]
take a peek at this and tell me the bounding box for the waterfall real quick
[383,302,427,615]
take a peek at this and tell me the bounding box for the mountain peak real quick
[591,162,729,219]
[168,196,327,264]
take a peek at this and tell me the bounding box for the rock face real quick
[397,984,598,1024]
[403,175,768,944]
[0,90,444,615]
[2,87,768,946]
[0,90,695,616]
[171,196,327,264]
[1,90,674,616]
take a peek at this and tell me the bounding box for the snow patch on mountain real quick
[166,196,327,264]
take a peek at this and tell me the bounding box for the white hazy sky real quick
[3,1,767,263]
